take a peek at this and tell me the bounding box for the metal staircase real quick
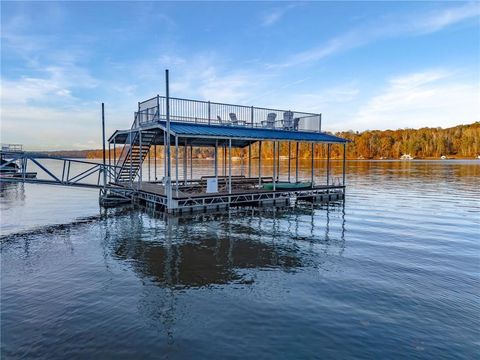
[115,130,156,183]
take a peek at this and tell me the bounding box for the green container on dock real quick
[262,182,312,190]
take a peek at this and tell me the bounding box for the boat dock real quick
[105,70,348,213]
[0,70,349,214]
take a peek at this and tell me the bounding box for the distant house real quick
[400,154,414,160]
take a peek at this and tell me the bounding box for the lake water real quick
[1,160,479,359]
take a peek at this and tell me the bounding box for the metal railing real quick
[134,95,322,132]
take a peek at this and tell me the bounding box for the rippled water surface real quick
[1,160,479,359]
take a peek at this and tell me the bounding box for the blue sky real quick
[1,1,479,150]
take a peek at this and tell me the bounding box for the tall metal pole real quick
[277,141,280,182]
[295,142,299,183]
[101,103,107,189]
[113,138,116,181]
[108,142,111,184]
[165,69,172,209]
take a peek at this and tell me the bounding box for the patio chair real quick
[229,113,245,126]
[262,112,277,129]
[283,111,294,130]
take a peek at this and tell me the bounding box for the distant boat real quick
[279,155,289,160]
[400,154,414,160]
[440,155,447,160]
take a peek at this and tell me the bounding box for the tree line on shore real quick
[47,122,479,160]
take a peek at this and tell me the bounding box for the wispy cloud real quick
[260,4,297,27]
[348,68,479,131]
[267,2,480,69]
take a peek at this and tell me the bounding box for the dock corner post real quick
[228,138,232,195]
[101,102,107,191]
[156,94,160,120]
[319,114,322,133]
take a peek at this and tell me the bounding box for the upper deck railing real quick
[133,95,322,132]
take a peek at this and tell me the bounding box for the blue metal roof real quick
[160,121,347,143]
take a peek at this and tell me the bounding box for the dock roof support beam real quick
[258,141,262,187]
[311,143,314,186]
[214,140,218,177]
[273,141,277,191]
[295,142,299,183]
[228,138,232,194]
[288,141,291,183]
[327,143,331,187]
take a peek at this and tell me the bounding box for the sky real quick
[1,1,479,150]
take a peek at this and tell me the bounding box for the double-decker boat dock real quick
[105,71,348,214]
[0,70,349,214]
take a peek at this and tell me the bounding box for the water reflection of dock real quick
[107,205,346,289]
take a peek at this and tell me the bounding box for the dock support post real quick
[148,144,151,182]
[278,142,281,182]
[190,145,193,182]
[273,141,277,191]
[228,138,232,194]
[258,141,262,187]
[288,141,291,183]
[154,143,157,181]
[175,135,179,196]
[311,143,314,186]
[343,142,346,186]
[295,142,299,183]
[223,143,227,177]
[327,143,331,187]
[183,139,187,185]
[214,140,218,177]
[248,143,251,178]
